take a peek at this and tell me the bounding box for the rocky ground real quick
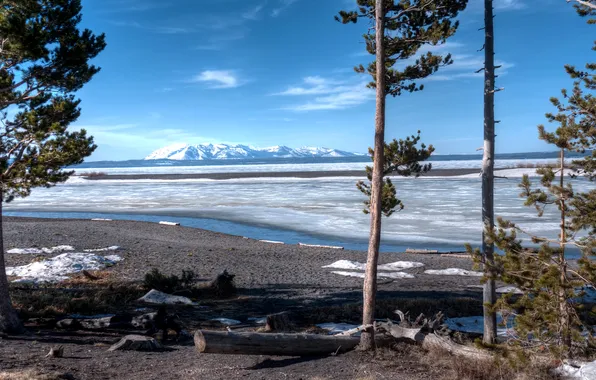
[0,217,500,380]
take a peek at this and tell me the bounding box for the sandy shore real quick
[3,216,482,299]
[82,168,481,181]
[0,216,487,379]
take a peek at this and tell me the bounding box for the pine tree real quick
[357,132,434,217]
[337,0,467,350]
[0,0,105,333]
[478,1,595,358]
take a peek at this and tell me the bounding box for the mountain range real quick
[144,143,364,160]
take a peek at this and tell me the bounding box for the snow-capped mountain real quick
[144,143,363,160]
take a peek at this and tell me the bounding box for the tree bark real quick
[558,148,571,350]
[194,330,360,356]
[0,192,23,333]
[481,0,497,345]
[361,0,387,351]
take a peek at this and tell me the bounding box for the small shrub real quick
[209,270,236,298]
[143,269,198,294]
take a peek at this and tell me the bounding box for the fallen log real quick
[405,249,438,254]
[159,221,180,226]
[194,330,360,356]
[421,333,493,361]
[297,243,344,250]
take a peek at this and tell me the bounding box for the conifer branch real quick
[569,0,596,10]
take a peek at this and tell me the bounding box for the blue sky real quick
[74,0,594,161]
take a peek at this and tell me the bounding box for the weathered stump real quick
[265,312,292,332]
[108,335,163,351]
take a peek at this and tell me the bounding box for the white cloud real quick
[396,43,515,81]
[493,0,526,10]
[192,70,242,89]
[271,0,299,17]
[76,124,227,159]
[275,76,373,111]
[243,4,266,20]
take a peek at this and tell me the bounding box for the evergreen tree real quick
[338,0,467,350]
[357,132,434,218]
[0,0,105,333]
[473,1,595,358]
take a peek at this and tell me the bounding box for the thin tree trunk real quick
[481,0,497,345]
[558,149,571,350]
[0,191,23,333]
[360,0,386,351]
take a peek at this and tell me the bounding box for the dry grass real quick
[301,297,483,326]
[0,370,72,380]
[10,273,145,319]
[422,346,560,380]
[513,162,562,169]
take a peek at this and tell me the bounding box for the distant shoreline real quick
[81,168,481,181]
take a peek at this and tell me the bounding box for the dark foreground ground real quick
[0,217,498,380]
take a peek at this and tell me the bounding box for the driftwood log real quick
[194,330,360,356]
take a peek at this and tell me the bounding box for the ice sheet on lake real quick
[7,245,75,254]
[5,252,122,283]
[317,322,359,335]
[556,361,596,380]
[323,260,424,271]
[83,246,121,252]
[424,268,483,277]
[331,271,415,279]
[445,315,514,337]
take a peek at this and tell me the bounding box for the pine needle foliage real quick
[467,2,595,359]
[336,0,468,97]
[0,0,105,333]
[357,131,434,217]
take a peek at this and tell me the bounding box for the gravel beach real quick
[4,216,483,298]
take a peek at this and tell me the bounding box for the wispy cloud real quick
[108,20,195,34]
[275,76,373,111]
[243,3,267,20]
[192,70,243,89]
[195,30,249,51]
[493,0,526,10]
[77,124,226,158]
[271,0,299,17]
[394,42,515,81]
[98,0,171,13]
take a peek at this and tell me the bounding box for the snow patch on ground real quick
[7,245,75,254]
[424,268,483,277]
[84,246,121,252]
[209,318,242,326]
[445,315,514,337]
[331,271,415,279]
[556,361,596,380]
[323,260,424,271]
[137,289,197,305]
[6,252,122,283]
[247,317,267,325]
[317,322,359,335]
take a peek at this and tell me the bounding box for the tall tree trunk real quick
[481,0,497,345]
[0,193,23,333]
[558,149,571,350]
[360,0,386,351]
